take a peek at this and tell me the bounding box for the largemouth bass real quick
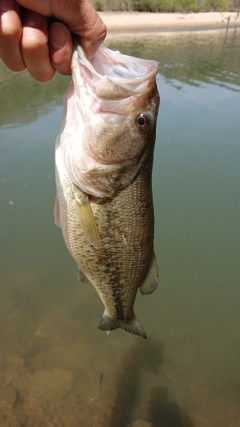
[54,44,160,339]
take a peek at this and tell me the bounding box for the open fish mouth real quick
[73,44,159,98]
[71,44,159,116]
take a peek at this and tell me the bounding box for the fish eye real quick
[135,113,150,131]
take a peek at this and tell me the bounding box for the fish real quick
[54,43,160,339]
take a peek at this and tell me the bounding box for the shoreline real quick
[99,11,240,32]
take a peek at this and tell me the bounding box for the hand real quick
[0,0,106,81]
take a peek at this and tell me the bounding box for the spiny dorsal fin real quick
[140,253,159,295]
[54,194,61,228]
[75,188,101,249]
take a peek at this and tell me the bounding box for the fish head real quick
[58,45,160,197]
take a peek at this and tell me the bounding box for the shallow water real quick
[0,27,240,426]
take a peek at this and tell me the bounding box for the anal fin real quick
[77,266,92,286]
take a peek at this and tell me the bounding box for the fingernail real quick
[81,40,100,61]
[49,23,67,50]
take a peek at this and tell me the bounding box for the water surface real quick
[0,28,240,426]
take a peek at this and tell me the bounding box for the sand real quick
[99,11,240,32]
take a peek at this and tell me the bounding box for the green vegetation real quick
[92,0,239,12]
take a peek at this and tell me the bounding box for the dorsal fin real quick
[54,194,61,228]
[140,253,159,295]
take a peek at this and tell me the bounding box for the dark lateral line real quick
[114,293,125,321]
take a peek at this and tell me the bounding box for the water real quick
[0,27,240,426]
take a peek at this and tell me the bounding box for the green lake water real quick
[0,27,240,426]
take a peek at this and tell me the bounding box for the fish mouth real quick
[72,44,159,102]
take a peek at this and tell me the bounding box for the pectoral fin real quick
[140,254,159,295]
[75,188,101,249]
[54,194,61,228]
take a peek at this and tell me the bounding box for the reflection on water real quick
[0,65,70,128]
[106,27,240,91]
[0,28,240,426]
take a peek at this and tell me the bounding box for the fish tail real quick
[98,314,120,332]
[98,313,147,339]
[120,316,147,339]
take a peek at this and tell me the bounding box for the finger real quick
[9,0,52,16]
[49,22,73,75]
[57,1,107,59]
[0,0,25,71]
[16,0,107,59]
[75,4,107,59]
[21,9,55,81]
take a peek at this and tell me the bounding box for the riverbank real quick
[99,11,240,32]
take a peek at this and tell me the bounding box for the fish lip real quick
[75,44,159,80]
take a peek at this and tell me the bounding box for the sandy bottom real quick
[99,11,240,32]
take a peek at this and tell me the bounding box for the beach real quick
[99,11,240,32]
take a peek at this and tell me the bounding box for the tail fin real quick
[98,313,147,339]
